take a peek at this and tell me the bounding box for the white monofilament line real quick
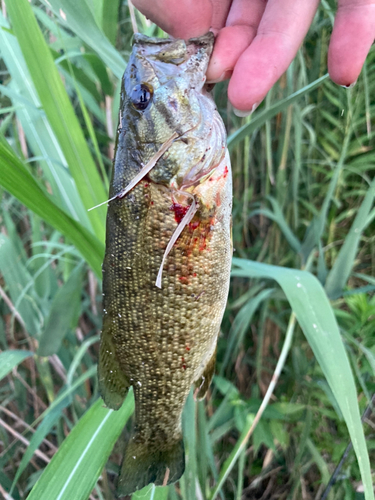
[88,132,178,212]
[155,193,198,289]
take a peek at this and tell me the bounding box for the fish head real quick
[121,32,227,189]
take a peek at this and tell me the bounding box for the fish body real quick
[98,32,232,496]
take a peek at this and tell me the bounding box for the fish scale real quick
[98,32,232,496]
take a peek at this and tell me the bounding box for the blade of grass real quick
[0,232,41,336]
[231,257,374,500]
[210,312,296,500]
[227,74,328,149]
[10,395,70,493]
[27,394,134,500]
[220,288,274,375]
[37,263,84,356]
[249,196,302,254]
[6,0,107,240]
[180,390,198,500]
[209,413,255,500]
[132,485,168,500]
[0,12,91,228]
[40,0,125,79]
[0,136,104,276]
[301,115,352,261]
[8,359,97,489]
[102,0,120,46]
[35,365,97,426]
[325,176,375,299]
[0,350,34,381]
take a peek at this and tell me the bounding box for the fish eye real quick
[130,83,153,111]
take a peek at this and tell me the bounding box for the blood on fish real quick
[207,166,228,184]
[170,203,189,224]
[215,192,221,208]
[189,220,200,230]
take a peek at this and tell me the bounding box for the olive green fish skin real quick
[99,32,232,495]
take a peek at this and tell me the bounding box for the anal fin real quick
[98,329,130,410]
[194,347,217,401]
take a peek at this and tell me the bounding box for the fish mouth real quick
[133,32,214,55]
[129,32,214,88]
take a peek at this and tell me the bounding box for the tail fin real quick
[117,434,185,497]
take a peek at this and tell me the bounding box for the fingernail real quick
[233,103,258,117]
[340,80,357,89]
[206,69,232,84]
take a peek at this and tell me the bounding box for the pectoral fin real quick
[194,347,217,401]
[98,329,130,410]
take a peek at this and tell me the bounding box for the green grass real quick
[0,1,374,499]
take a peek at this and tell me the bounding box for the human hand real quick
[132,0,375,116]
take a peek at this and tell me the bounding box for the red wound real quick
[170,203,189,224]
[189,220,200,230]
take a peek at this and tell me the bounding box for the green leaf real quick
[221,288,274,374]
[6,0,107,241]
[38,264,84,356]
[227,74,328,149]
[0,137,104,276]
[11,398,67,493]
[83,54,114,96]
[208,413,255,500]
[231,257,374,500]
[40,0,125,79]
[325,177,375,298]
[102,0,120,46]
[0,350,34,381]
[301,124,351,261]
[249,197,301,254]
[306,438,331,485]
[51,48,102,103]
[11,364,99,492]
[27,394,135,500]
[0,12,91,228]
[180,391,198,500]
[0,232,41,336]
[132,485,168,500]
[36,365,98,426]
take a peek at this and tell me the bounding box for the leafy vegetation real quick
[0,1,374,499]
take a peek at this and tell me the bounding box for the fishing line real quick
[155,192,198,289]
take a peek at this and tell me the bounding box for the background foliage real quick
[0,1,374,499]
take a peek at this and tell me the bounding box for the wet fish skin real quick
[98,32,232,496]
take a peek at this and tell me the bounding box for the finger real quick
[328,0,375,86]
[210,0,233,33]
[206,0,266,82]
[132,0,212,39]
[228,0,320,114]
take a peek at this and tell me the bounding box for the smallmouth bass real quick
[98,32,232,496]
